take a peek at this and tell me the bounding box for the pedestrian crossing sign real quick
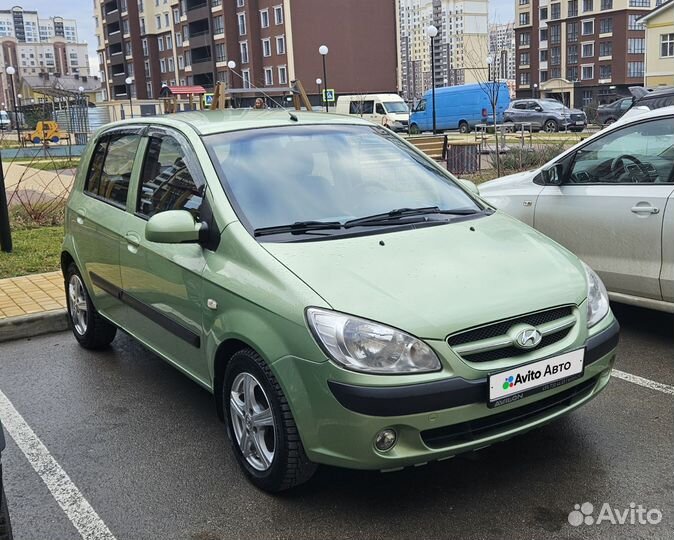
[322,89,335,103]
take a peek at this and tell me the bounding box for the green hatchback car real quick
[62,110,619,491]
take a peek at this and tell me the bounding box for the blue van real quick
[410,82,510,134]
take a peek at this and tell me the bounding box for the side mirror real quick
[458,178,480,195]
[541,163,564,185]
[534,106,543,112]
[145,210,203,244]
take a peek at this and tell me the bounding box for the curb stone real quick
[0,310,69,343]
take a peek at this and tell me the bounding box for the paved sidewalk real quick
[0,271,65,319]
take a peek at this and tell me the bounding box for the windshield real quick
[383,102,409,114]
[205,125,481,238]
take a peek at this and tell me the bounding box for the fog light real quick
[375,429,397,452]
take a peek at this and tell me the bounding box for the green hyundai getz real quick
[62,110,619,491]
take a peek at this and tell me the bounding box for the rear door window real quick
[136,134,203,219]
[84,132,141,207]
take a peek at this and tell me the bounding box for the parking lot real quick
[0,302,672,540]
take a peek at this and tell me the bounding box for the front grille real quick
[461,331,569,363]
[571,113,585,121]
[447,306,572,347]
[421,376,597,449]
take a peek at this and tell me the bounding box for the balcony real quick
[109,43,123,56]
[188,19,210,47]
[105,1,119,15]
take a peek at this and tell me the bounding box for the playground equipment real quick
[24,121,68,144]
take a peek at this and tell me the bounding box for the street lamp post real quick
[533,83,538,99]
[425,25,438,135]
[5,67,21,146]
[125,77,134,118]
[318,45,329,112]
[315,77,322,108]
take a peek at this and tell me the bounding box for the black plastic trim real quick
[90,272,200,348]
[327,376,487,417]
[585,318,620,366]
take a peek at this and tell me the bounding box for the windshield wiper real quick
[344,206,479,228]
[254,220,343,237]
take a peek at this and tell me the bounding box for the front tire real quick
[409,123,420,135]
[543,119,558,133]
[458,121,470,134]
[223,349,317,492]
[65,263,117,350]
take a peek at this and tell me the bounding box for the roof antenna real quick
[226,61,298,122]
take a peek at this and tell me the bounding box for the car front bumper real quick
[272,318,619,470]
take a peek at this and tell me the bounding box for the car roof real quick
[100,109,372,136]
[637,86,674,99]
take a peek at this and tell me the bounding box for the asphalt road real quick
[0,303,672,540]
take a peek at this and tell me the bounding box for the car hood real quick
[263,212,586,339]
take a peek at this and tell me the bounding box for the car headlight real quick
[582,262,609,327]
[306,308,441,374]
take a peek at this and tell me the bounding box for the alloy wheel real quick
[230,372,276,471]
[68,274,88,336]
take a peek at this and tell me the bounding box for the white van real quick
[335,94,409,132]
[0,110,9,131]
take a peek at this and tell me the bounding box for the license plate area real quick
[488,349,584,408]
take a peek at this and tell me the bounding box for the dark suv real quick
[0,421,12,540]
[632,86,674,112]
[504,99,587,132]
[596,97,633,126]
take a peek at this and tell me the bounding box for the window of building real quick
[662,33,674,57]
[242,68,251,88]
[628,15,643,30]
[278,65,288,84]
[276,35,286,54]
[583,0,593,10]
[238,13,246,35]
[540,70,549,82]
[264,67,273,85]
[164,13,169,27]
[144,60,151,76]
[173,8,180,24]
[84,133,141,207]
[540,28,548,41]
[519,51,530,64]
[519,32,531,46]
[551,3,561,18]
[166,34,172,49]
[519,0,529,4]
[137,135,202,220]
[176,33,182,47]
[519,12,530,25]
[600,0,612,8]
[599,18,612,33]
[627,37,645,54]
[582,43,594,57]
[567,22,579,42]
[158,36,164,51]
[160,58,166,72]
[519,72,530,85]
[240,41,249,63]
[582,20,594,35]
[540,49,548,61]
[237,0,244,6]
[178,55,184,69]
[168,57,174,71]
[274,5,284,25]
[567,65,579,80]
[568,0,578,16]
[627,61,644,77]
[549,25,561,44]
[599,64,611,78]
[156,15,161,29]
[260,9,269,28]
[140,18,146,33]
[215,43,225,62]
[262,38,271,57]
[581,65,594,79]
[628,0,649,6]
[213,15,224,34]
[551,46,561,64]
[599,41,612,56]
[582,89,593,105]
[550,67,561,78]
[540,7,548,19]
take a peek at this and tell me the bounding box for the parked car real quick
[480,106,674,314]
[0,111,9,131]
[0,420,13,540]
[620,86,674,123]
[62,110,618,491]
[409,82,510,134]
[596,97,633,126]
[503,99,587,133]
[335,94,409,132]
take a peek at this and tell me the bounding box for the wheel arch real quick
[213,337,260,421]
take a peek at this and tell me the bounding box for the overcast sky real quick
[22,0,515,75]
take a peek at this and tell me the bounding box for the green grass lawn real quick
[9,159,80,171]
[0,226,63,279]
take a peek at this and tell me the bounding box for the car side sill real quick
[609,292,674,314]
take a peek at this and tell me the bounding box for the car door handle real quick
[630,206,659,215]
[75,209,86,225]
[125,232,141,249]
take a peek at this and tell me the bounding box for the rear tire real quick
[223,348,317,492]
[0,486,13,540]
[65,263,117,350]
[458,121,470,134]
[409,123,420,135]
[503,121,515,133]
[604,118,616,126]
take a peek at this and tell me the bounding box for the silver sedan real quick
[479,106,674,314]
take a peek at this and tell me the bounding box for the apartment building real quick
[640,0,674,87]
[489,23,516,83]
[514,0,653,107]
[398,0,489,101]
[95,0,399,103]
[0,6,91,108]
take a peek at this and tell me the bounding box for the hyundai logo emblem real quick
[515,327,542,349]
